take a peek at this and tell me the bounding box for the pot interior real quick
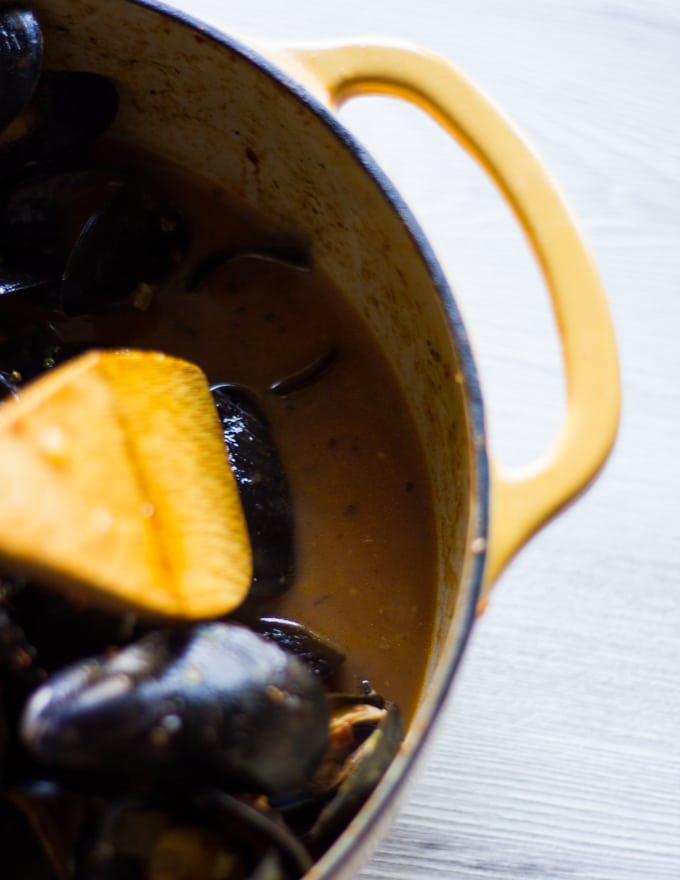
[25,0,488,871]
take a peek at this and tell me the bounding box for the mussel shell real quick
[248,616,346,681]
[211,384,295,597]
[303,702,404,857]
[0,371,19,400]
[0,311,90,388]
[187,242,310,291]
[6,581,144,673]
[0,262,57,301]
[0,70,118,179]
[269,346,337,397]
[60,179,190,315]
[20,622,330,795]
[0,7,43,135]
[0,171,119,264]
[0,156,189,320]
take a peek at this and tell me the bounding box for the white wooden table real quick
[171,1,680,877]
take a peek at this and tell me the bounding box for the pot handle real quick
[262,41,620,603]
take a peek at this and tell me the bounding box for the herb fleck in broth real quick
[42,143,438,723]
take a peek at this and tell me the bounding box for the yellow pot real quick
[28,1,620,877]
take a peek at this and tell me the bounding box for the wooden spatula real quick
[0,349,253,618]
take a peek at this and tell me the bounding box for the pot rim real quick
[109,0,491,873]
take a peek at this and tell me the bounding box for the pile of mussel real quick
[0,7,401,878]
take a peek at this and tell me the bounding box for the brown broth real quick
[31,147,438,723]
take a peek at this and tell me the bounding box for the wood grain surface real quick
[170,1,680,877]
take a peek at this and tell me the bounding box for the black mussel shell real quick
[6,581,144,674]
[0,316,56,382]
[0,262,57,302]
[304,702,403,857]
[0,171,118,309]
[269,346,338,396]
[248,616,346,681]
[265,695,399,849]
[211,384,295,598]
[0,70,119,179]
[187,242,309,291]
[0,171,189,315]
[0,371,19,400]
[20,623,330,795]
[0,7,43,135]
[60,179,190,315]
[0,313,90,388]
[0,171,119,265]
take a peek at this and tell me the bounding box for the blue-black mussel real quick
[1,609,402,878]
[0,14,189,315]
[0,167,190,312]
[0,70,118,180]
[212,385,297,599]
[20,622,330,795]
[0,6,43,136]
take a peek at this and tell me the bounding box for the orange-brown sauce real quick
[37,147,438,722]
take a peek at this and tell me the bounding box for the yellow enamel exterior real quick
[272,41,621,602]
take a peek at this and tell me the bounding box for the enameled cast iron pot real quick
[28,1,621,877]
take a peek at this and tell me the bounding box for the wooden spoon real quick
[0,349,253,618]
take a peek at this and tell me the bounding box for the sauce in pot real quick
[0,11,441,871]
[1,143,437,722]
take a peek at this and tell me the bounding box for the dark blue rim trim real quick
[126,0,490,872]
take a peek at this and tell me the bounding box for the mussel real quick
[6,579,145,673]
[187,242,310,292]
[60,178,191,315]
[0,369,19,401]
[304,699,403,857]
[0,171,119,268]
[248,616,346,682]
[212,384,296,598]
[267,692,403,855]
[0,31,190,317]
[21,622,330,795]
[0,169,190,314]
[0,70,119,179]
[0,7,42,135]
